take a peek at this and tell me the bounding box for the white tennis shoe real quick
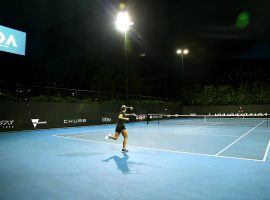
[105,134,111,140]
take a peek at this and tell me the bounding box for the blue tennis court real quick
[1,119,270,200]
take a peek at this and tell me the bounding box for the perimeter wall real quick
[0,101,181,132]
[2,101,270,132]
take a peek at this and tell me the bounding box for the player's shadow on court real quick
[103,154,131,174]
[102,154,160,175]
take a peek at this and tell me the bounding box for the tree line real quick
[183,82,270,105]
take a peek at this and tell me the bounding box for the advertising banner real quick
[0,25,26,55]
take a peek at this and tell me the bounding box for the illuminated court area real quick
[1,119,270,200]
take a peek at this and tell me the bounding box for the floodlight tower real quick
[115,11,134,102]
[176,48,189,75]
[176,48,189,99]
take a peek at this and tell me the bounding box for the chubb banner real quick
[0,25,26,55]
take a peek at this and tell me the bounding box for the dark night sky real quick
[0,0,270,97]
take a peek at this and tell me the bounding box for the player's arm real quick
[118,113,129,121]
[125,113,138,117]
[126,113,138,117]
[125,107,137,117]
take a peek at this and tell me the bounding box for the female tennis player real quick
[105,105,135,152]
[238,106,245,118]
[239,106,245,114]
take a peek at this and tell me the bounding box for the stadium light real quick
[116,11,133,33]
[176,48,189,98]
[183,49,189,55]
[176,48,189,55]
[176,48,189,71]
[176,49,182,55]
[115,11,134,103]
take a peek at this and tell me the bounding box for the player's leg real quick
[121,129,128,152]
[110,132,120,140]
[105,124,122,140]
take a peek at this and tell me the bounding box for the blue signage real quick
[0,25,26,56]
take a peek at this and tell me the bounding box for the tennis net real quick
[147,114,269,128]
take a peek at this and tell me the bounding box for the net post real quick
[204,116,206,124]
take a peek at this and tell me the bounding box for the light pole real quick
[176,48,189,75]
[176,48,189,98]
[115,11,133,102]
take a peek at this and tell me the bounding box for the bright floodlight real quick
[183,49,189,55]
[116,11,133,32]
[176,49,182,54]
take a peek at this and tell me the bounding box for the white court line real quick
[52,134,264,162]
[57,125,239,138]
[56,123,205,137]
[62,131,239,138]
[169,131,239,138]
[215,120,265,156]
[54,124,159,137]
[263,140,270,162]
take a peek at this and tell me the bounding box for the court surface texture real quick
[1,121,270,200]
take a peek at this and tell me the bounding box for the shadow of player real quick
[102,153,160,175]
[103,153,131,174]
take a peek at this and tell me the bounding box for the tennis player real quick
[238,106,245,118]
[239,106,244,114]
[105,105,134,152]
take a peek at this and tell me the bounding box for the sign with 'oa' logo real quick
[0,25,26,56]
